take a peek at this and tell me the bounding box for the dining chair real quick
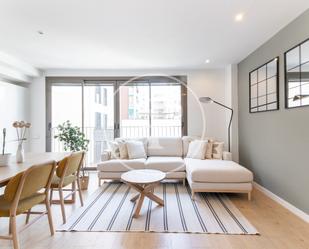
[50,151,85,224]
[0,161,56,249]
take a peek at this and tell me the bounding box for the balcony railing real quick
[51,125,181,165]
[120,125,181,137]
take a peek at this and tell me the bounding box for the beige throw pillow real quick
[212,142,224,159]
[186,140,208,159]
[205,141,213,159]
[118,140,129,159]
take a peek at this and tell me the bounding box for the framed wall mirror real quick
[249,57,279,113]
[285,38,309,108]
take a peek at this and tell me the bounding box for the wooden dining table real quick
[0,152,70,187]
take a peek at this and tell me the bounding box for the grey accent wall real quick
[238,9,309,214]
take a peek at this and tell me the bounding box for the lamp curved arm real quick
[210,100,233,153]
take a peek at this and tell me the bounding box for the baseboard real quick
[253,182,309,223]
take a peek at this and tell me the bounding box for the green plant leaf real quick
[54,121,89,152]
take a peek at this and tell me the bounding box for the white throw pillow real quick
[186,140,208,159]
[126,140,147,159]
[212,141,224,159]
[108,141,120,159]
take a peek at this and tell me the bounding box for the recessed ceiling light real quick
[37,30,44,35]
[235,13,244,22]
[205,59,210,64]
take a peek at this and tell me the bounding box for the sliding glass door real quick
[47,81,115,166]
[83,82,115,164]
[119,82,182,137]
[50,84,82,152]
[119,83,150,137]
[151,83,182,137]
[46,77,187,166]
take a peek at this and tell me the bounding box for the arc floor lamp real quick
[293,94,309,101]
[199,97,233,152]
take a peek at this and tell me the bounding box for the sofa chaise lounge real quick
[97,137,253,200]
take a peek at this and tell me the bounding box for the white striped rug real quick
[58,183,258,235]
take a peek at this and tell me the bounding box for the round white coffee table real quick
[121,169,166,218]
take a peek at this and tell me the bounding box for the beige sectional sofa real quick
[97,137,253,200]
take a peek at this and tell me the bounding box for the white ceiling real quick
[0,0,308,70]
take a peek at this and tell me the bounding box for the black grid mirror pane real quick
[249,57,279,113]
[285,38,309,108]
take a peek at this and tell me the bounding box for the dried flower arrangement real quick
[13,121,31,163]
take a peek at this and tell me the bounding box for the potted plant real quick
[0,128,11,166]
[54,120,90,190]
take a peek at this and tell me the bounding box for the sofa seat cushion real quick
[185,158,253,183]
[97,158,146,172]
[146,157,185,172]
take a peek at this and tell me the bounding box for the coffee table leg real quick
[144,192,164,206]
[142,183,164,206]
[128,183,164,217]
[131,184,144,202]
[133,193,145,218]
[131,193,140,202]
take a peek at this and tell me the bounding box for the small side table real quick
[121,169,166,218]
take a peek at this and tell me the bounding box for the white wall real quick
[29,76,46,152]
[29,68,235,155]
[225,65,239,162]
[186,69,227,143]
[0,81,30,154]
[0,51,39,155]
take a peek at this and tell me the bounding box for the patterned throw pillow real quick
[205,141,213,159]
[212,142,224,159]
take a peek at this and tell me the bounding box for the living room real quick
[0,1,309,249]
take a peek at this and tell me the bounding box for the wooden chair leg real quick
[98,178,101,187]
[191,191,195,201]
[182,179,186,186]
[58,188,66,224]
[49,188,54,204]
[9,219,12,234]
[45,198,55,236]
[10,216,19,249]
[25,208,31,224]
[248,192,252,201]
[76,178,84,206]
[72,181,76,203]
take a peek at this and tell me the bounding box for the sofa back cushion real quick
[147,137,183,157]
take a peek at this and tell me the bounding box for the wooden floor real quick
[1,173,309,249]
